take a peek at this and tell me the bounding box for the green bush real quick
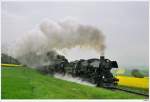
[131,69,144,78]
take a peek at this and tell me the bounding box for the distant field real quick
[1,64,23,67]
[112,68,149,77]
[1,66,147,99]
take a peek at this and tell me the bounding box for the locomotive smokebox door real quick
[111,61,118,68]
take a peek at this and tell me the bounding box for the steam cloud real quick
[54,73,95,87]
[12,18,105,67]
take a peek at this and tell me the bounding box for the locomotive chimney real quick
[100,56,105,60]
[100,45,105,60]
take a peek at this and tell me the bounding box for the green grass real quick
[1,66,148,99]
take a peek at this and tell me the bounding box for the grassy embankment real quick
[1,66,147,99]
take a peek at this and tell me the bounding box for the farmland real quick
[1,66,148,99]
[116,76,149,89]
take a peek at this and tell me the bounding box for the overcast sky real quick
[2,1,149,67]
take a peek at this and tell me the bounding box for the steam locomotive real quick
[39,54,119,88]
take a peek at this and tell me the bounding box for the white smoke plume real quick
[12,18,105,67]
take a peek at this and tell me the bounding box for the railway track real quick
[113,87,149,97]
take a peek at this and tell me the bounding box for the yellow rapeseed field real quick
[116,76,149,89]
[1,64,23,67]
